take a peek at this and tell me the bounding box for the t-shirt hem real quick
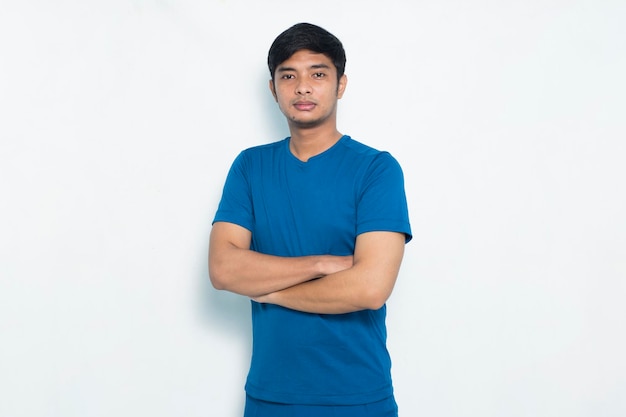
[244,383,394,406]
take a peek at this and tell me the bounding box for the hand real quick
[252,255,353,306]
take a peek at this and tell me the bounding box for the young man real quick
[209,23,412,417]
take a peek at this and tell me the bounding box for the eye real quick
[281,74,295,80]
[313,72,326,79]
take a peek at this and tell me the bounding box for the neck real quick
[288,124,343,162]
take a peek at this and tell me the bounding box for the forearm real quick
[210,247,336,297]
[253,231,405,314]
[254,264,395,314]
[209,222,353,298]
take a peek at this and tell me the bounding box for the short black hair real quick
[267,22,346,81]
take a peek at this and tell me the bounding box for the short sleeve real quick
[212,151,254,232]
[356,152,412,242]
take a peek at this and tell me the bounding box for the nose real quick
[295,78,312,95]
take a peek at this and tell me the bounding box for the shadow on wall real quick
[195,68,286,350]
[196,231,252,342]
[260,71,289,142]
[199,271,250,417]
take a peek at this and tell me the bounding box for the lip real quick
[293,101,316,111]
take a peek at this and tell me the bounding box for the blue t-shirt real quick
[213,135,412,405]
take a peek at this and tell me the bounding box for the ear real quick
[337,74,348,99]
[269,79,278,101]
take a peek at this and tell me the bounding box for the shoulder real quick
[240,138,288,157]
[231,138,288,170]
[338,135,380,157]
[339,136,402,170]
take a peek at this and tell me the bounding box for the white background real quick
[1,1,625,416]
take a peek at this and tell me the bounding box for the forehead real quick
[277,49,335,71]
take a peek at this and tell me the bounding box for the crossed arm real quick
[208,221,406,314]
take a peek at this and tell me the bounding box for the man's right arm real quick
[208,221,353,298]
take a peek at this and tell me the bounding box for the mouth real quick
[293,101,316,111]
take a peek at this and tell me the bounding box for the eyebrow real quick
[276,63,331,73]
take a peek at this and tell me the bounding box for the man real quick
[209,22,411,417]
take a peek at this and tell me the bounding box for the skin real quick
[269,49,347,161]
[209,49,406,314]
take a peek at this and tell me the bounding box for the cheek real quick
[275,89,291,104]
[277,96,290,109]
[275,97,292,114]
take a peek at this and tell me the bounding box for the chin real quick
[292,121,324,130]
[289,115,330,129]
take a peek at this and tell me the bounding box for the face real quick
[270,49,347,130]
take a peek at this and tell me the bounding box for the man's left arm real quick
[253,231,406,314]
